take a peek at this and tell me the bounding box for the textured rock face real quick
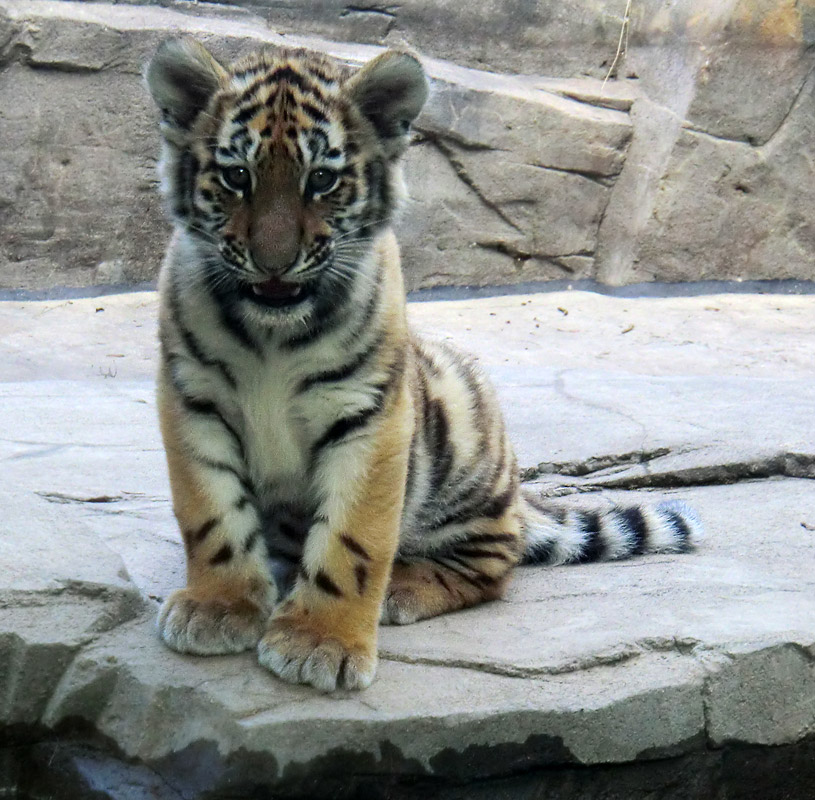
[0,1,634,291]
[1,288,815,798]
[1,0,814,290]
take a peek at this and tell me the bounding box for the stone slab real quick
[1,288,814,796]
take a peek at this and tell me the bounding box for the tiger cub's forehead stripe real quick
[230,61,339,110]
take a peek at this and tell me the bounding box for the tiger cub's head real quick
[145,39,427,322]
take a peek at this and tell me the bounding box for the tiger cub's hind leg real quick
[381,519,524,625]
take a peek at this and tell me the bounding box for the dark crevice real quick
[556,89,634,113]
[595,453,815,490]
[419,134,521,232]
[340,4,398,19]
[532,161,617,186]
[522,452,815,490]
[476,241,593,274]
[520,448,672,481]
[413,125,505,153]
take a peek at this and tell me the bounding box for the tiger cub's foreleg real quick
[157,370,277,655]
[382,516,524,625]
[258,382,413,692]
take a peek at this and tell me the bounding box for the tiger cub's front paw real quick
[257,612,376,691]
[158,587,274,655]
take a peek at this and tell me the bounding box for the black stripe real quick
[310,353,405,456]
[452,547,509,561]
[340,534,371,561]
[280,291,351,349]
[210,544,233,565]
[266,65,319,93]
[173,150,199,218]
[306,127,330,160]
[197,457,254,497]
[312,404,380,454]
[298,333,384,393]
[177,393,246,462]
[425,399,453,494]
[575,511,604,563]
[438,558,496,589]
[243,528,260,553]
[618,507,648,554]
[464,532,517,545]
[337,655,350,689]
[480,484,516,519]
[433,568,452,595]
[523,539,555,565]
[234,496,251,511]
[430,482,515,531]
[204,269,262,355]
[235,65,323,104]
[307,63,337,85]
[232,103,262,126]
[186,517,218,545]
[404,433,418,508]
[315,569,343,597]
[354,564,368,594]
[342,276,382,342]
[662,509,692,547]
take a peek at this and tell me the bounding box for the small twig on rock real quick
[602,0,632,92]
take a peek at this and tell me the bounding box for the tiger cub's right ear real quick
[145,38,226,137]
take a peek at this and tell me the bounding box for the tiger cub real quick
[145,39,701,691]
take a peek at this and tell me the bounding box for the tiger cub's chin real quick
[145,39,702,691]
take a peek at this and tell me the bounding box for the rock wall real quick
[1,0,813,290]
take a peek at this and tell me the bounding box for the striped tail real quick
[520,491,703,566]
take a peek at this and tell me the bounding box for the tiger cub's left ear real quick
[347,50,428,159]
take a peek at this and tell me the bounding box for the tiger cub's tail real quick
[520,492,703,566]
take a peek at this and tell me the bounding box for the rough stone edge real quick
[4,597,815,795]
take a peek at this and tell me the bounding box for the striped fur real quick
[145,40,702,692]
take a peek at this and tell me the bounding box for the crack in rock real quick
[683,61,815,150]
[591,453,815,490]
[36,491,161,505]
[476,241,591,273]
[340,4,398,18]
[379,636,705,680]
[521,451,815,489]
[555,90,634,113]
[420,133,522,232]
[339,4,399,35]
[520,448,672,481]
[532,161,617,186]
[414,125,504,153]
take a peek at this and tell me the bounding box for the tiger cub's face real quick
[146,40,427,325]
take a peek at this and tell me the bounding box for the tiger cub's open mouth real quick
[244,276,314,308]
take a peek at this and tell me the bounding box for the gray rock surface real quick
[2,0,815,291]
[1,287,814,797]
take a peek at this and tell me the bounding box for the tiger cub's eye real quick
[221,166,251,193]
[307,168,339,195]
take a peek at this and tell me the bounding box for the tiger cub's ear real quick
[145,38,226,139]
[346,50,428,159]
